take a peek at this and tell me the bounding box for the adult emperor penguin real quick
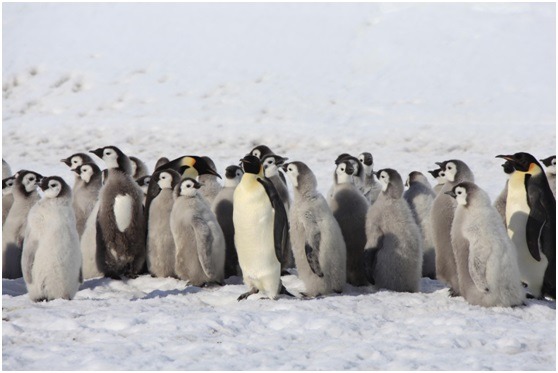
[403,171,436,279]
[129,156,149,180]
[283,161,346,297]
[540,155,556,197]
[447,182,525,307]
[2,176,15,226]
[430,159,474,296]
[198,156,222,205]
[493,161,515,224]
[262,153,294,272]
[72,162,102,237]
[2,159,11,179]
[328,160,370,286]
[365,169,422,292]
[211,165,244,278]
[428,168,446,195]
[233,155,291,300]
[147,169,181,278]
[22,176,82,301]
[358,152,382,205]
[171,178,225,286]
[496,152,555,299]
[90,145,146,279]
[2,170,42,279]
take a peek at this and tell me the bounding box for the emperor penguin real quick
[2,170,42,279]
[248,144,275,160]
[155,157,170,170]
[2,159,11,179]
[403,171,436,279]
[328,160,370,286]
[365,169,422,292]
[446,182,525,307]
[211,165,244,278]
[22,176,82,301]
[129,156,149,180]
[333,153,363,194]
[430,159,474,296]
[496,152,555,299]
[171,178,225,286]
[72,162,102,237]
[540,155,556,198]
[135,175,151,207]
[90,146,146,279]
[428,169,446,195]
[357,152,382,205]
[493,161,515,224]
[233,155,291,300]
[283,161,346,297]
[262,153,294,272]
[147,169,181,278]
[61,152,96,174]
[198,156,222,205]
[3,176,15,226]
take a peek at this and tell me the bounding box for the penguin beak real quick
[39,178,49,191]
[73,167,81,175]
[435,162,445,168]
[90,148,104,159]
[193,180,202,189]
[496,154,514,162]
[281,163,289,172]
[444,190,457,198]
[60,158,71,167]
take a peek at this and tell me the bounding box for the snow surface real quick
[2,2,556,370]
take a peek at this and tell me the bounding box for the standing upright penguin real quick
[328,160,370,286]
[447,182,525,307]
[90,146,146,279]
[2,170,42,279]
[2,176,15,226]
[428,169,446,195]
[22,176,82,301]
[171,178,225,286]
[539,155,556,198]
[147,169,181,278]
[198,156,222,205]
[404,171,436,279]
[496,152,555,299]
[365,169,423,292]
[430,159,475,296]
[211,165,244,278]
[493,161,515,224]
[358,152,382,205]
[234,155,291,300]
[72,162,102,237]
[283,161,346,297]
[262,153,294,272]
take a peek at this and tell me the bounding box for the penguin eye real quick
[457,191,462,195]
[72,159,78,164]
[288,167,293,172]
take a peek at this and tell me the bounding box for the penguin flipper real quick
[192,216,215,279]
[526,184,548,262]
[302,211,324,277]
[468,249,490,293]
[21,238,39,284]
[257,178,289,264]
[144,175,162,224]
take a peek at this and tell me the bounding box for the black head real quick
[248,145,274,160]
[155,155,221,179]
[61,152,95,170]
[428,169,441,178]
[540,155,556,168]
[2,176,15,190]
[240,155,262,175]
[501,161,514,175]
[39,176,71,198]
[358,152,373,167]
[335,154,360,176]
[225,165,243,179]
[496,152,541,173]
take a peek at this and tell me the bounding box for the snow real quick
[2,2,556,370]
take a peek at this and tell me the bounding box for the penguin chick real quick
[154,157,170,170]
[22,176,82,301]
[90,146,146,279]
[248,144,275,160]
[283,161,346,297]
[2,170,42,279]
[72,162,102,237]
[540,155,556,198]
[332,153,363,195]
[403,171,436,279]
[428,168,446,195]
[497,152,555,299]
[365,169,423,292]
[211,165,244,278]
[447,182,525,307]
[430,160,475,296]
[328,161,370,286]
[262,153,294,272]
[358,152,382,205]
[3,159,12,179]
[493,161,515,224]
[147,169,181,278]
[234,155,291,300]
[61,152,96,172]
[171,178,225,286]
[129,156,149,180]
[135,175,151,207]
[198,156,222,205]
[2,176,15,226]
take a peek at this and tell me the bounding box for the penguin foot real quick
[237,288,259,301]
[279,285,295,298]
[448,288,460,297]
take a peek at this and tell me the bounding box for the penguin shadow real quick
[79,276,113,291]
[139,286,202,300]
[524,297,556,310]
[2,277,27,296]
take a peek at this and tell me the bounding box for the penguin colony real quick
[1,148,555,308]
